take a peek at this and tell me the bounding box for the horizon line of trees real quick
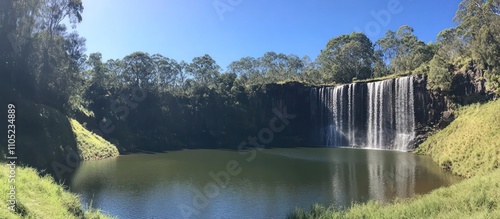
[1,0,500,135]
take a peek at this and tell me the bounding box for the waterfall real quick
[311,85,350,147]
[311,76,416,151]
[348,83,356,146]
[367,79,394,149]
[394,77,415,151]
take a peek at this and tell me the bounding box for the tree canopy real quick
[319,32,374,83]
[2,0,500,151]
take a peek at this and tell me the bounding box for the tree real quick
[319,32,374,83]
[0,0,86,112]
[454,0,500,93]
[187,54,221,88]
[228,52,306,85]
[39,0,83,36]
[216,73,237,97]
[376,25,434,74]
[376,30,398,65]
[258,52,304,83]
[427,55,452,92]
[373,50,389,78]
[435,28,468,63]
[0,0,39,94]
[122,52,155,89]
[227,56,262,84]
[283,54,305,80]
[152,54,182,92]
[300,56,323,84]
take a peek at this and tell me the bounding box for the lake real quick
[69,148,460,219]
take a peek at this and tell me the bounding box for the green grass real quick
[289,99,500,219]
[70,119,119,161]
[0,164,114,219]
[416,99,500,178]
[289,168,500,219]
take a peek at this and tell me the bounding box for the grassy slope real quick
[416,100,500,178]
[289,99,500,219]
[0,164,113,219]
[70,119,119,161]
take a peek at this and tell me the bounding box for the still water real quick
[69,148,460,219]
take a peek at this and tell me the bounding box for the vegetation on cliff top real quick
[2,0,500,154]
[0,164,113,219]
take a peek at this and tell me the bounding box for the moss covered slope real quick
[70,119,119,161]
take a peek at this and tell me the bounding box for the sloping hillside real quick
[417,99,500,178]
[70,119,119,161]
[0,164,113,219]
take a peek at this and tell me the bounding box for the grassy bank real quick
[289,99,500,219]
[0,164,113,219]
[290,169,500,219]
[70,119,119,161]
[416,99,500,178]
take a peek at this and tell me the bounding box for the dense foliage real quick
[318,33,374,83]
[1,0,499,151]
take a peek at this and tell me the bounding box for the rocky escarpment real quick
[413,62,494,148]
[413,74,449,147]
[451,61,495,104]
[72,69,493,153]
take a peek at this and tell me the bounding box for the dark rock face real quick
[413,74,448,148]
[154,73,489,151]
[81,68,492,153]
[414,74,448,128]
[452,62,486,97]
[240,82,312,148]
[412,63,492,148]
[451,62,490,105]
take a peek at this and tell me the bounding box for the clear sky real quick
[77,0,461,70]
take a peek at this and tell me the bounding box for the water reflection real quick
[70,148,459,219]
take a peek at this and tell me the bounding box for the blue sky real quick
[77,0,461,70]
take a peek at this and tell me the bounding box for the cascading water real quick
[310,85,351,147]
[310,76,416,151]
[394,77,415,151]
